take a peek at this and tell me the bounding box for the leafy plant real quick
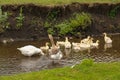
[69,18,80,28]
[55,12,92,35]
[72,12,91,30]
[44,12,92,36]
[0,6,9,33]
[55,22,72,35]
[44,21,52,28]
[44,21,54,34]
[47,28,54,35]
[46,9,59,21]
[44,10,59,34]
[15,7,24,29]
[109,6,120,18]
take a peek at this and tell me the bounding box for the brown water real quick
[0,34,120,75]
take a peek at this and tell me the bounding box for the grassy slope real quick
[0,0,120,5]
[0,61,120,80]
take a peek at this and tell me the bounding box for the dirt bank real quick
[0,3,120,41]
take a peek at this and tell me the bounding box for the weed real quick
[74,12,91,30]
[109,6,120,18]
[47,28,54,35]
[44,21,53,34]
[46,10,59,21]
[44,12,91,36]
[55,12,92,35]
[0,6,9,33]
[55,22,72,35]
[44,21,52,28]
[44,10,59,34]
[15,7,24,29]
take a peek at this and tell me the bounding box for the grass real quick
[0,59,120,80]
[0,0,120,5]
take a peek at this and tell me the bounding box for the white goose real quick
[80,40,91,49]
[72,42,81,47]
[50,50,63,60]
[2,38,14,44]
[56,41,65,46]
[81,36,91,44]
[48,34,63,60]
[64,37,71,49]
[89,37,94,45]
[40,42,49,51]
[17,45,44,57]
[91,40,99,47]
[103,33,112,44]
[72,42,81,51]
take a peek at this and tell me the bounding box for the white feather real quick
[50,50,63,60]
[17,45,44,57]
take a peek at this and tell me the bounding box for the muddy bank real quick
[0,3,120,41]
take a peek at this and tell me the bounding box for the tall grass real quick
[0,0,119,5]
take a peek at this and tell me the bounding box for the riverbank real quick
[0,2,120,41]
[0,59,120,80]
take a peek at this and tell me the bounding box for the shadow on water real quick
[0,34,120,75]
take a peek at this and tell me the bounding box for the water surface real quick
[0,34,120,75]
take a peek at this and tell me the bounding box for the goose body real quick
[48,34,63,60]
[50,50,63,60]
[17,45,44,57]
[2,38,14,44]
[80,43,90,48]
[65,37,71,49]
[103,33,112,44]
[91,40,99,47]
[40,42,49,51]
[72,42,81,51]
[81,36,90,44]
[80,40,91,49]
[89,38,94,45]
[72,42,81,47]
[65,42,71,48]
[56,41,65,46]
[49,45,60,54]
[48,34,60,54]
[72,46,81,51]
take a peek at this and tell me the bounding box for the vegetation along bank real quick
[0,3,120,40]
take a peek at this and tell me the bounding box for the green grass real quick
[0,0,120,5]
[0,59,120,80]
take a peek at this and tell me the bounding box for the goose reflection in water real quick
[19,56,50,72]
[64,48,71,57]
[104,43,112,51]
